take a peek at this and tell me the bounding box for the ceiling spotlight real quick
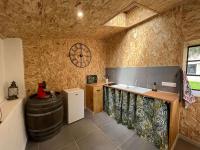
[77,10,84,18]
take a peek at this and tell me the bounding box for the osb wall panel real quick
[180,0,200,143]
[182,0,200,41]
[134,0,183,13]
[105,7,183,68]
[180,98,200,143]
[126,6,157,27]
[23,38,106,95]
[104,6,157,28]
[0,0,135,39]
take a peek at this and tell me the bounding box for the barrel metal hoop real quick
[27,105,62,112]
[26,106,63,117]
[27,100,62,106]
[28,120,63,132]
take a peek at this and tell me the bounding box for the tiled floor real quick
[26,110,199,150]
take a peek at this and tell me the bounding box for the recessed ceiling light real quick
[77,10,84,18]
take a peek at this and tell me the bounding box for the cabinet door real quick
[93,86,103,113]
[86,86,93,111]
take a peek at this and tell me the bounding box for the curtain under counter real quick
[103,86,169,150]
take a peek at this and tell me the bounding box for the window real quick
[186,45,200,91]
[187,64,197,75]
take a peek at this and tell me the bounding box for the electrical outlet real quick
[162,82,176,87]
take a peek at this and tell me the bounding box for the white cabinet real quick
[64,88,84,124]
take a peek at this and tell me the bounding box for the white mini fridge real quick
[64,88,84,124]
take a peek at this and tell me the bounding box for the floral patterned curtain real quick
[153,99,169,150]
[103,87,109,112]
[103,87,169,150]
[121,91,129,125]
[114,89,122,123]
[135,96,155,143]
[127,93,136,129]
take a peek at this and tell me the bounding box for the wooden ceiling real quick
[134,0,184,13]
[0,0,184,39]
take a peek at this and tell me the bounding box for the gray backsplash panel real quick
[106,66,182,93]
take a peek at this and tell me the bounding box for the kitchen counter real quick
[104,84,179,103]
[86,82,114,87]
[144,91,179,103]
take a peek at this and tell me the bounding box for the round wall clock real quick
[69,43,92,68]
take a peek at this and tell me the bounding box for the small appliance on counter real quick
[105,78,109,85]
[87,75,97,84]
[36,81,50,99]
[104,74,109,85]
[152,82,158,92]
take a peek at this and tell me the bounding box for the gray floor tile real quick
[69,118,100,141]
[100,121,135,146]
[77,130,117,150]
[84,109,93,120]
[28,111,200,150]
[26,142,39,150]
[59,141,79,150]
[174,138,200,150]
[92,112,116,128]
[120,135,158,150]
[38,126,74,150]
[26,112,157,150]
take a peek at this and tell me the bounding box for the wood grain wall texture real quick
[180,98,200,143]
[105,7,184,68]
[104,2,200,143]
[180,0,200,143]
[182,0,200,41]
[126,6,157,27]
[23,38,106,95]
[22,0,200,143]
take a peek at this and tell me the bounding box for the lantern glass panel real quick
[9,88,18,97]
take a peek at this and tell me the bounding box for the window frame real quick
[186,44,200,91]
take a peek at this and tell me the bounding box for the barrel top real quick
[27,93,62,105]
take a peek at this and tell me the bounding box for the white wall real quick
[3,38,25,98]
[0,38,27,150]
[0,38,25,100]
[0,39,5,102]
[0,99,27,150]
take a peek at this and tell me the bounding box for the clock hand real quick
[81,47,83,56]
[80,56,83,67]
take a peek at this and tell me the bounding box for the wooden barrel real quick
[25,92,64,141]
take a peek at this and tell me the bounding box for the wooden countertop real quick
[86,82,114,87]
[104,84,179,103]
[143,91,179,103]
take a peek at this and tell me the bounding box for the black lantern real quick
[7,81,18,100]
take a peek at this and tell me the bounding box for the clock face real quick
[69,43,92,68]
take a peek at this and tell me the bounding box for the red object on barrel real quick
[37,83,47,98]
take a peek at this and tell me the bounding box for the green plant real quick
[189,81,200,90]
